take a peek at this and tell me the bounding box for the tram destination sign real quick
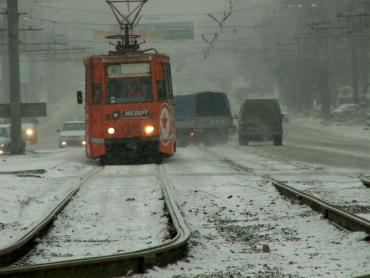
[94,21,194,42]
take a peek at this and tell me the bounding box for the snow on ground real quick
[270,174,370,219]
[137,146,370,278]
[0,148,97,250]
[293,116,370,142]
[1,126,370,277]
[213,144,370,227]
[213,144,316,175]
[19,164,169,264]
[243,115,370,172]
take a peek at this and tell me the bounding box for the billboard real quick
[94,21,194,42]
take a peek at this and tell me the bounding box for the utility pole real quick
[351,38,359,104]
[0,1,47,149]
[0,2,8,106]
[7,0,23,154]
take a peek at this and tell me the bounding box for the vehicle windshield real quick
[0,127,8,137]
[62,122,85,131]
[106,77,152,104]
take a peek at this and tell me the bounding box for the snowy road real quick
[213,145,370,220]
[140,146,370,278]
[1,119,370,277]
[239,118,370,171]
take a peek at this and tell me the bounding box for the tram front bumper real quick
[104,136,160,150]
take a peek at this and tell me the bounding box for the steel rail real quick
[0,165,191,278]
[271,179,370,234]
[0,167,103,267]
[202,147,370,235]
[359,176,370,188]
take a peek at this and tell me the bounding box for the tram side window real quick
[92,84,102,105]
[85,66,91,102]
[165,64,173,100]
[157,80,166,101]
[157,63,173,101]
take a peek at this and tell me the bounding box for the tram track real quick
[0,165,190,278]
[201,146,370,235]
[0,167,102,267]
[360,176,370,188]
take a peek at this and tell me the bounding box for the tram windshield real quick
[106,77,152,104]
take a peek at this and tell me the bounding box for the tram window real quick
[157,80,166,101]
[157,64,173,101]
[106,77,152,104]
[165,64,174,100]
[92,84,102,105]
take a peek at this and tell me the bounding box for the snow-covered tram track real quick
[0,164,190,278]
[0,167,102,267]
[360,176,370,188]
[214,145,370,221]
[202,146,370,235]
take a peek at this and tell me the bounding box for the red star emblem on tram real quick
[161,113,168,130]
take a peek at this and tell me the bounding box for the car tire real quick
[273,135,283,146]
[239,135,249,146]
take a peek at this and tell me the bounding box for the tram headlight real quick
[144,125,155,135]
[107,127,115,135]
[26,128,34,137]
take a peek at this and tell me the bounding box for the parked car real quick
[0,124,11,154]
[331,103,358,116]
[238,98,283,146]
[57,120,86,148]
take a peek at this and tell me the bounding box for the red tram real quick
[78,53,176,163]
[77,1,176,163]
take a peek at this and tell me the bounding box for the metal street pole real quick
[7,0,23,154]
[351,38,359,104]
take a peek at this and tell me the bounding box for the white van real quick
[57,121,86,148]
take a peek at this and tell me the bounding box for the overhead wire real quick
[18,0,293,17]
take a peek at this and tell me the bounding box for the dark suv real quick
[238,98,283,146]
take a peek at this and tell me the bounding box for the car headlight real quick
[0,150,3,154]
[107,127,115,135]
[26,129,34,136]
[82,140,86,145]
[0,144,4,148]
[144,125,155,135]
[61,141,67,146]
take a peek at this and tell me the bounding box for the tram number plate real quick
[123,124,139,134]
